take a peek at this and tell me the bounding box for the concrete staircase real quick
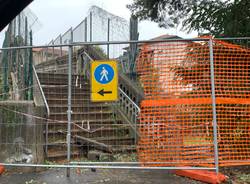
[38,72,135,160]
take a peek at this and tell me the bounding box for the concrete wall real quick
[0,101,45,171]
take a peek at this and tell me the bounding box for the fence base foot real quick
[0,165,5,175]
[174,169,227,184]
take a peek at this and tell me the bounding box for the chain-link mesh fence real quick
[0,37,249,175]
[45,6,129,61]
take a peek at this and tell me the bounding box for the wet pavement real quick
[0,168,202,184]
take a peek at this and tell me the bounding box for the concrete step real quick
[39,79,89,86]
[47,98,111,107]
[49,105,111,113]
[42,85,90,94]
[49,111,114,121]
[47,134,134,147]
[46,120,125,132]
[38,73,87,80]
[38,72,82,80]
[50,111,113,115]
[39,71,136,161]
[47,99,95,105]
[94,135,134,141]
[45,126,130,138]
[94,136,135,146]
[46,149,79,160]
[41,84,90,89]
[37,65,78,74]
[44,93,90,99]
[46,141,79,148]
[49,103,111,108]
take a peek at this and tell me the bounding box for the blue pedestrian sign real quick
[94,64,114,84]
[91,60,118,102]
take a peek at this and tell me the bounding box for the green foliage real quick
[127,0,189,28]
[0,108,21,127]
[238,174,250,183]
[93,46,107,59]
[113,153,138,162]
[127,0,250,37]
[44,160,55,165]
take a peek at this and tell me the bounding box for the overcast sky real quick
[0,0,197,45]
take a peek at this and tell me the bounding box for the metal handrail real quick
[118,87,140,113]
[33,65,50,116]
[81,51,141,142]
[33,65,50,155]
[82,51,140,110]
[82,51,92,78]
[117,86,140,143]
[82,50,141,112]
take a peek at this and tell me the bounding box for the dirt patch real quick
[221,166,250,184]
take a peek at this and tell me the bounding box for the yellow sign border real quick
[90,60,118,102]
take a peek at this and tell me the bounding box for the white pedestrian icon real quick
[100,67,108,81]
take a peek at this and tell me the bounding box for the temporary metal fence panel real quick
[137,39,216,169]
[0,38,249,174]
[212,38,250,166]
[136,38,250,169]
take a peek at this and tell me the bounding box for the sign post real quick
[91,60,118,102]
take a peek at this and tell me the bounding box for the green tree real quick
[127,0,250,37]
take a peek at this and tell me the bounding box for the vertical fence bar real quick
[60,34,62,56]
[84,18,87,42]
[90,12,92,42]
[52,40,55,60]
[46,46,48,62]
[24,17,28,100]
[209,38,219,174]
[45,119,49,156]
[71,27,73,44]
[134,108,137,145]
[107,18,110,59]
[3,31,9,100]
[28,30,33,100]
[66,30,73,177]
[13,19,16,36]
[18,14,21,36]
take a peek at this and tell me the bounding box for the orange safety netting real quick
[136,38,250,167]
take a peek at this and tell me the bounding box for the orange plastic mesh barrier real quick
[136,39,250,167]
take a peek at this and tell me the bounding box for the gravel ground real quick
[220,166,250,184]
[0,168,203,184]
[1,166,249,183]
